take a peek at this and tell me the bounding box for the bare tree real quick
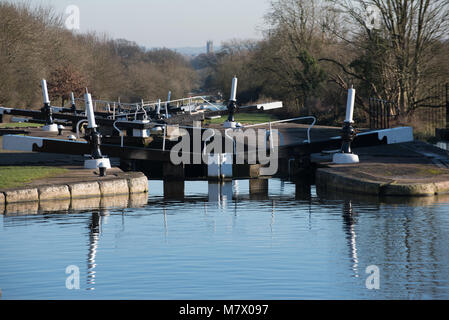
[324,0,449,115]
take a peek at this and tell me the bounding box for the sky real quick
[36,0,271,48]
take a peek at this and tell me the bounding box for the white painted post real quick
[83,88,111,170]
[41,79,50,105]
[84,89,97,129]
[41,79,58,132]
[333,86,359,164]
[70,92,75,106]
[162,125,167,151]
[223,76,239,128]
[345,86,356,123]
[165,91,171,119]
[157,99,161,115]
[230,76,238,102]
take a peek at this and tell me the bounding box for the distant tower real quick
[207,40,214,55]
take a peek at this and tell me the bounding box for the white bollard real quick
[165,91,171,119]
[333,86,360,164]
[83,88,111,170]
[156,99,161,116]
[223,76,238,128]
[41,79,50,105]
[84,89,97,129]
[41,79,58,132]
[345,86,356,123]
[230,76,238,102]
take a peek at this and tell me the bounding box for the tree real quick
[324,0,449,115]
[47,65,88,106]
[257,0,328,114]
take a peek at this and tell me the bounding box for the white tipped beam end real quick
[41,79,50,104]
[84,91,97,129]
[230,77,238,102]
[345,87,356,123]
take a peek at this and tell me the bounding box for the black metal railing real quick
[413,83,448,136]
[369,98,397,129]
[369,83,449,133]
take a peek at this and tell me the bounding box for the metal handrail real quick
[75,119,89,139]
[74,97,139,108]
[142,95,222,109]
[112,121,124,147]
[105,116,316,154]
[243,116,317,144]
[134,103,148,121]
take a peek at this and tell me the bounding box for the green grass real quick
[417,168,447,176]
[207,113,279,125]
[0,166,68,189]
[0,122,43,128]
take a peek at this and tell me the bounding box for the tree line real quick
[196,0,449,125]
[0,1,197,109]
[1,0,448,127]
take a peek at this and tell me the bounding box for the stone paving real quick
[315,141,449,196]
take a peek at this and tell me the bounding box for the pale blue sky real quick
[38,0,271,48]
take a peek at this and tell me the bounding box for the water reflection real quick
[342,201,359,278]
[3,179,449,299]
[87,211,101,291]
[71,197,101,211]
[295,182,311,201]
[1,193,148,216]
[249,179,269,200]
[5,201,39,216]
[208,181,233,207]
[163,206,168,242]
[100,194,129,209]
[163,180,184,200]
[39,199,70,212]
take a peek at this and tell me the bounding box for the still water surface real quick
[1,179,449,299]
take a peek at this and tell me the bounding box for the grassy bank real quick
[0,123,43,128]
[0,166,68,190]
[207,113,279,125]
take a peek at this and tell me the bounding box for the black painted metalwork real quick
[41,103,54,125]
[227,100,237,122]
[340,122,357,154]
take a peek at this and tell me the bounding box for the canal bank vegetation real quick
[0,123,43,128]
[206,113,279,125]
[0,1,198,109]
[0,166,68,190]
[197,0,449,127]
[1,0,448,132]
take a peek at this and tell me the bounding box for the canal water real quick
[1,179,449,300]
